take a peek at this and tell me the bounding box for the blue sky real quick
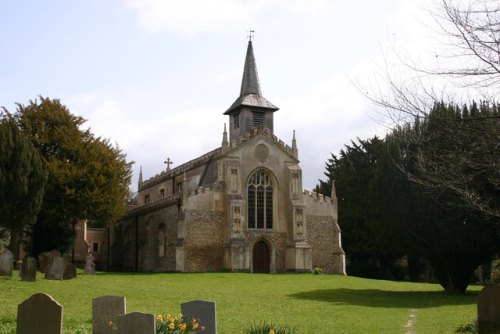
[1,0,437,190]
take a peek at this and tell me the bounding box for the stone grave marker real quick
[16,293,63,334]
[38,249,60,273]
[84,253,96,274]
[92,295,127,334]
[117,312,155,334]
[20,256,37,281]
[38,251,51,273]
[478,284,500,334]
[181,300,217,334]
[0,249,13,277]
[63,263,77,280]
[45,254,65,280]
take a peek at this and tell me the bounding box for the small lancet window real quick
[247,169,274,229]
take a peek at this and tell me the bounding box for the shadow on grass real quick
[288,288,478,308]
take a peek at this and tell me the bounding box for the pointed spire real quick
[138,166,143,189]
[222,123,229,150]
[240,41,262,96]
[224,40,278,115]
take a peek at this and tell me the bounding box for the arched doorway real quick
[252,240,270,273]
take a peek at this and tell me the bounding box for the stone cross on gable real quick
[247,28,255,41]
[164,157,173,171]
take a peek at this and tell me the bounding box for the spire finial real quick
[247,28,255,42]
[292,130,298,157]
[138,165,144,188]
[222,123,229,150]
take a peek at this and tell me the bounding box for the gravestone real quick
[45,254,65,280]
[0,249,13,277]
[116,312,155,334]
[16,293,63,334]
[63,263,77,280]
[38,250,60,273]
[181,300,217,334]
[84,253,96,274]
[478,284,500,334]
[20,256,37,281]
[92,295,126,334]
[38,252,50,273]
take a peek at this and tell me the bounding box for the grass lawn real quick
[0,271,480,333]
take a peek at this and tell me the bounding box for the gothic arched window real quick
[247,169,274,229]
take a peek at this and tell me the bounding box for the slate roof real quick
[225,41,278,115]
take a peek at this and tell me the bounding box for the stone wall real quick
[306,215,338,273]
[303,190,345,274]
[110,204,179,272]
[183,210,225,272]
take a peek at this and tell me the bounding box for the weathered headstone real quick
[63,263,77,280]
[478,284,500,334]
[84,253,96,274]
[38,249,60,273]
[16,293,63,334]
[0,249,13,277]
[44,254,65,280]
[181,300,217,334]
[38,251,51,273]
[116,312,155,334]
[92,295,127,334]
[20,256,37,281]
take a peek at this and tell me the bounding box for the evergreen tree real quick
[15,97,133,256]
[0,112,47,254]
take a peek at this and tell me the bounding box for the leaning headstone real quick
[478,284,500,334]
[16,293,63,334]
[116,312,155,334]
[84,253,96,274]
[20,256,37,281]
[92,295,126,334]
[63,263,77,280]
[45,255,65,280]
[0,249,13,277]
[181,300,217,334]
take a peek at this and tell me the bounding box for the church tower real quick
[224,40,279,143]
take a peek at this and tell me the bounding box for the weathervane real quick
[164,157,174,171]
[247,28,255,42]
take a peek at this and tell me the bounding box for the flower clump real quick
[156,313,205,334]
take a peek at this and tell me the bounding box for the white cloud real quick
[124,0,327,36]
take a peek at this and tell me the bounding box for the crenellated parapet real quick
[302,190,334,203]
[302,190,337,217]
[140,148,222,190]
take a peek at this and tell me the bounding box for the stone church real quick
[108,41,346,274]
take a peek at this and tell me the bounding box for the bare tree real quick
[366,0,500,220]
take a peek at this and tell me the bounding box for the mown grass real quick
[0,271,480,333]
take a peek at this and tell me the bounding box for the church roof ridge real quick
[140,147,222,189]
[224,41,278,115]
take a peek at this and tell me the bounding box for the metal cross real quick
[164,157,173,171]
[247,29,255,41]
